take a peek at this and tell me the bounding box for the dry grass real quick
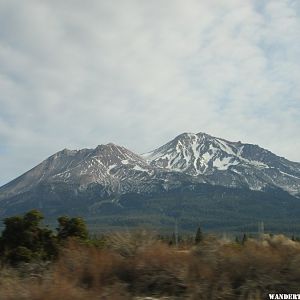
[0,233,300,299]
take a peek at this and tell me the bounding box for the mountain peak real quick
[143,132,237,175]
[174,131,210,139]
[142,132,300,194]
[58,148,78,156]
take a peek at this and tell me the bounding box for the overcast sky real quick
[0,0,299,186]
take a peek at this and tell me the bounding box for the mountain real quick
[143,132,300,195]
[0,144,154,197]
[0,132,300,233]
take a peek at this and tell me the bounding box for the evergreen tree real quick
[242,233,248,245]
[57,216,88,241]
[195,226,203,244]
[169,232,176,246]
[0,210,58,264]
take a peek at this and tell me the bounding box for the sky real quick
[0,0,299,186]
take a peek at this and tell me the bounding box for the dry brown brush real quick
[0,233,300,299]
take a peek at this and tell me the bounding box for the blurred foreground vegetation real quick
[0,210,300,299]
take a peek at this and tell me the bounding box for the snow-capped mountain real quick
[0,144,153,199]
[0,132,300,207]
[0,142,196,202]
[143,132,300,195]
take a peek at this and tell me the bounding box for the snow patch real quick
[216,139,236,155]
[107,164,117,174]
[133,165,149,173]
[213,157,239,170]
[279,171,300,179]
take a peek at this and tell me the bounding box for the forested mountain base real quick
[1,184,300,235]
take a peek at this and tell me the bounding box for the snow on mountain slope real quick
[51,143,154,182]
[142,132,300,195]
[0,143,161,199]
[143,133,264,174]
[1,132,300,201]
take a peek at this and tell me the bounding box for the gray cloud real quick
[0,0,299,185]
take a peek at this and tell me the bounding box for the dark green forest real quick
[1,183,299,235]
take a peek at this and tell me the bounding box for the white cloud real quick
[0,0,299,185]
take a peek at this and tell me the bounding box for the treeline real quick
[1,209,300,267]
[0,209,205,266]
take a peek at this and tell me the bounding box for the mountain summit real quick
[0,143,157,200]
[143,132,300,195]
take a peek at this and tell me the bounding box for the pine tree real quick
[57,216,88,241]
[195,226,203,244]
[0,210,58,264]
[242,233,248,245]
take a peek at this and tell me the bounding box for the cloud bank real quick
[0,0,299,185]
